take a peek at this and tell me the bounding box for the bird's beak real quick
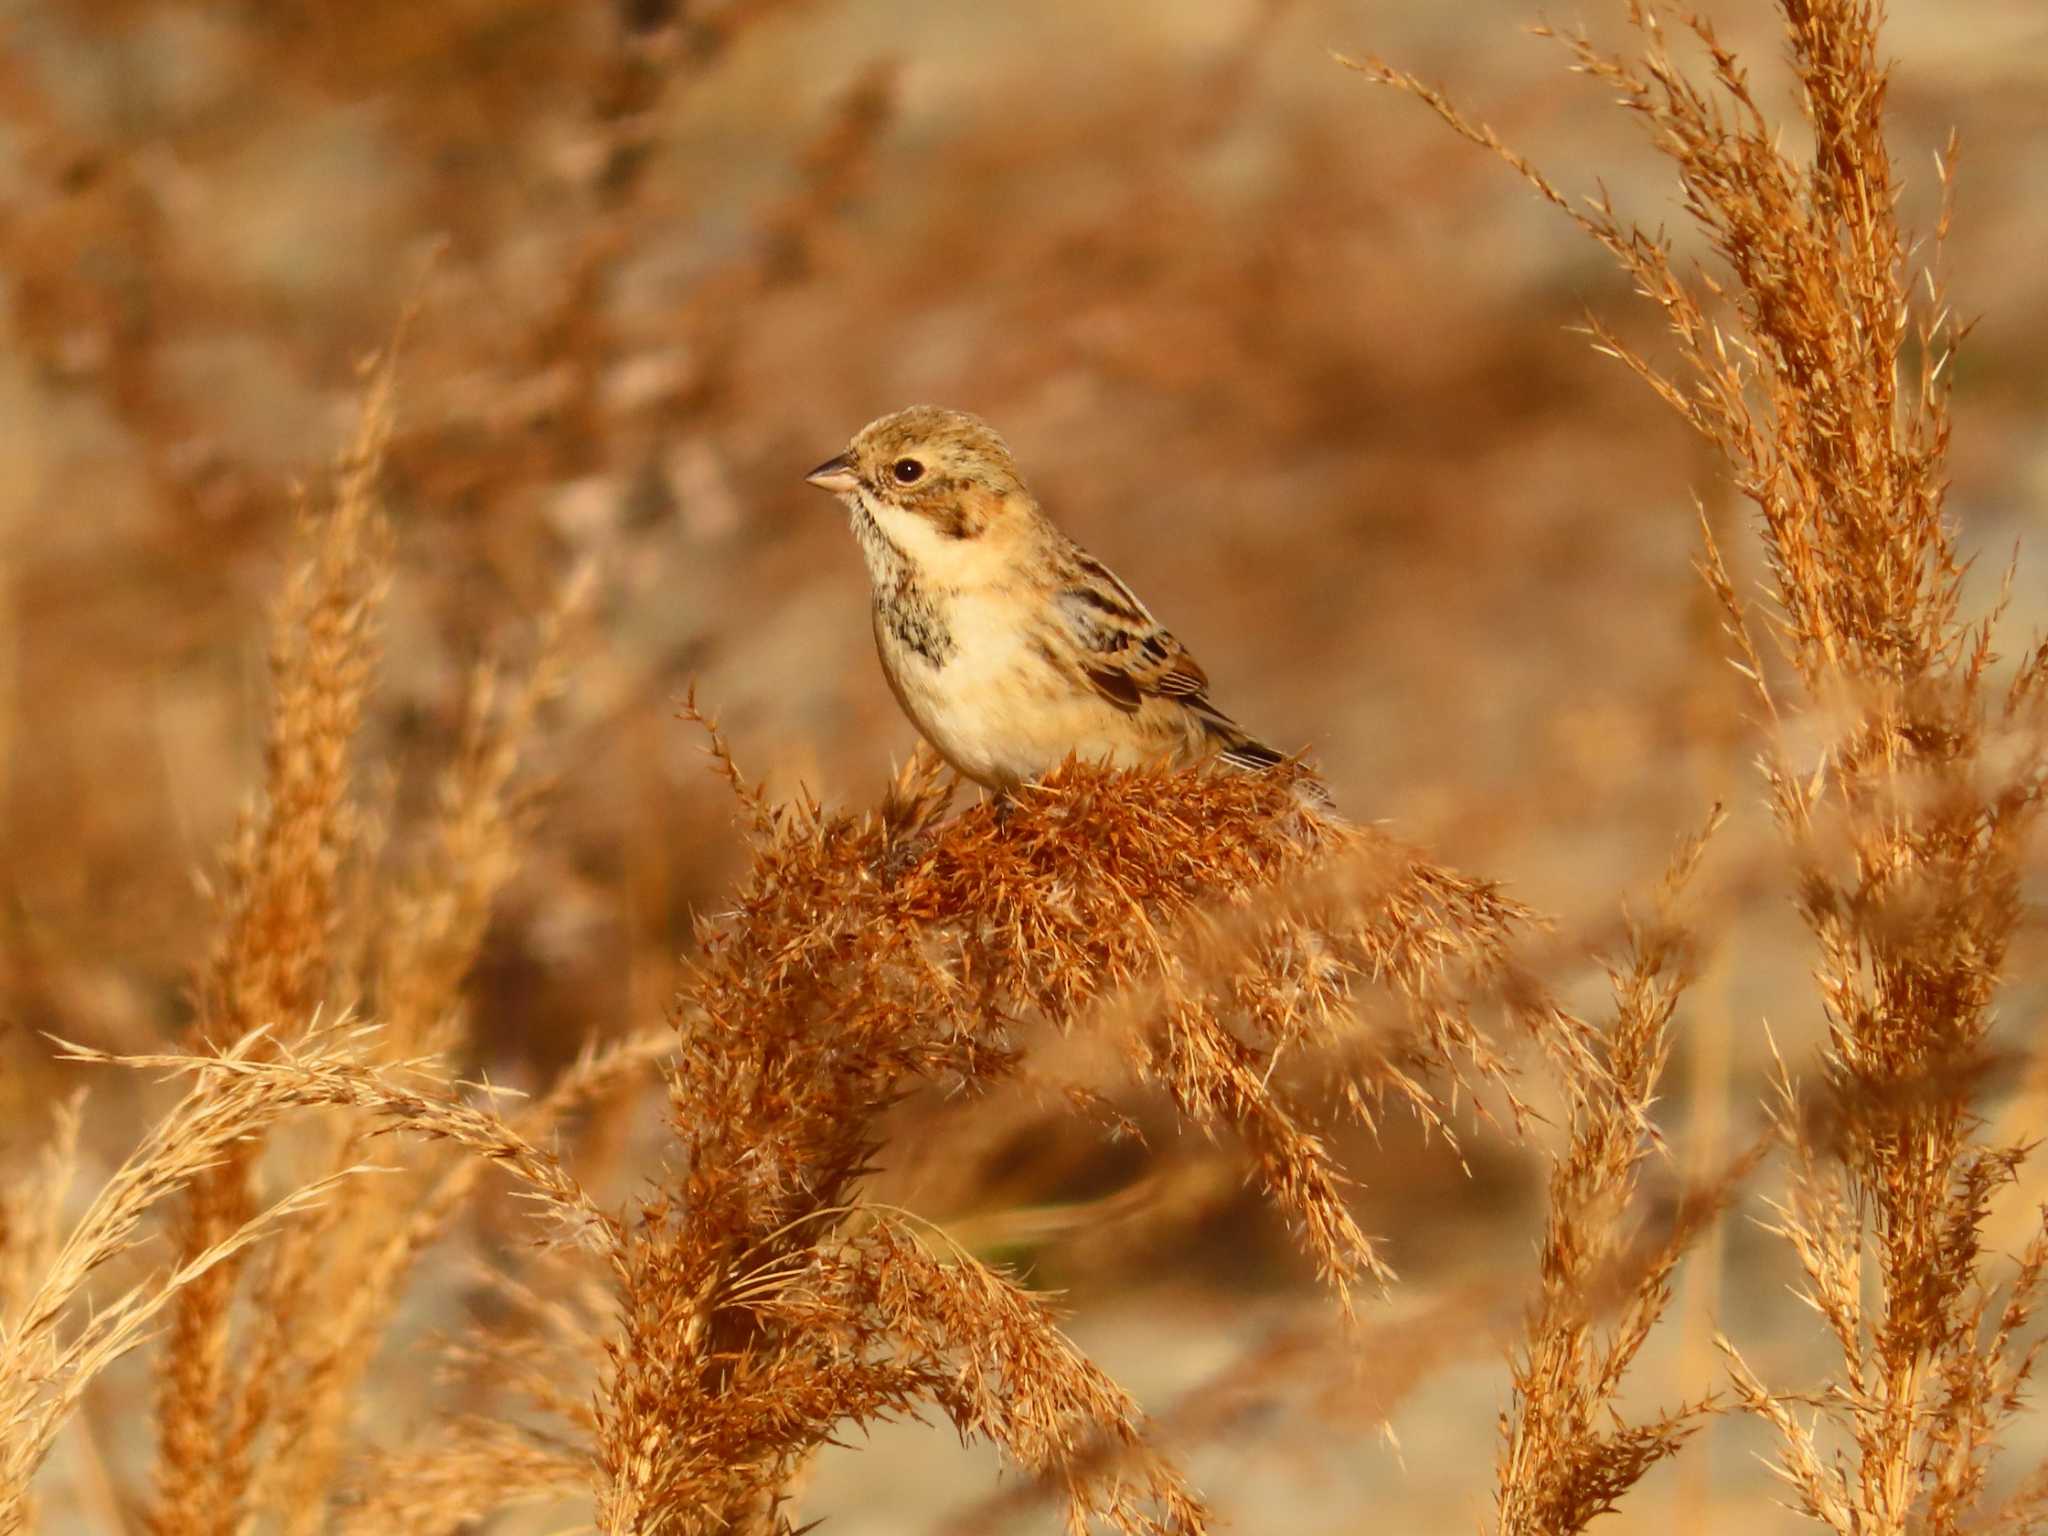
[804,452,860,495]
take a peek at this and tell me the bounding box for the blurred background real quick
[3,0,2047,1530]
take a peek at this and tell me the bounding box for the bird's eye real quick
[892,457,925,485]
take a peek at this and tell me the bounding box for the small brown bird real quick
[805,406,1304,792]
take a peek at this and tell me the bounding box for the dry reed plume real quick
[0,349,659,1535]
[575,729,1547,1534]
[1494,809,1750,1534]
[1356,0,2048,1528]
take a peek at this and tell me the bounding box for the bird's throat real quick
[846,495,909,589]
[847,495,956,668]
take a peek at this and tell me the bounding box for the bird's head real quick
[806,406,1039,579]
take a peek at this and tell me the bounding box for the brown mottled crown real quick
[842,407,1031,538]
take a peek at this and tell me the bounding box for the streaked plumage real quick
[805,405,1304,792]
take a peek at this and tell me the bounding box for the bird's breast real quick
[872,586,1186,788]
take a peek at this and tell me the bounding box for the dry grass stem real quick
[1496,811,1727,1534]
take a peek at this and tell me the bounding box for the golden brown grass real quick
[0,344,1558,1533]
[1354,0,2048,1529]
[10,596,1552,1536]
[5,2,2048,1533]
[151,350,396,1536]
[577,730,1551,1534]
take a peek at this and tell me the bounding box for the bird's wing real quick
[1052,546,1297,777]
[1054,552,1210,713]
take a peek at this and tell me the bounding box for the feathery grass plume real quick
[223,562,602,1536]
[197,354,397,1052]
[699,725,1539,1295]
[0,1094,81,1339]
[60,1033,617,1250]
[151,346,397,1536]
[378,565,596,1058]
[242,1029,670,1536]
[1353,2,2048,1527]
[109,317,630,1536]
[60,1027,651,1536]
[577,716,1548,1536]
[1496,810,1736,1534]
[0,1094,81,1536]
[0,1029,381,1536]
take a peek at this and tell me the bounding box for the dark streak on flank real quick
[876,582,955,668]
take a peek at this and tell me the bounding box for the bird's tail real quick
[1199,716,1335,811]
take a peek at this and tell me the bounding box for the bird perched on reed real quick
[806,405,1313,795]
